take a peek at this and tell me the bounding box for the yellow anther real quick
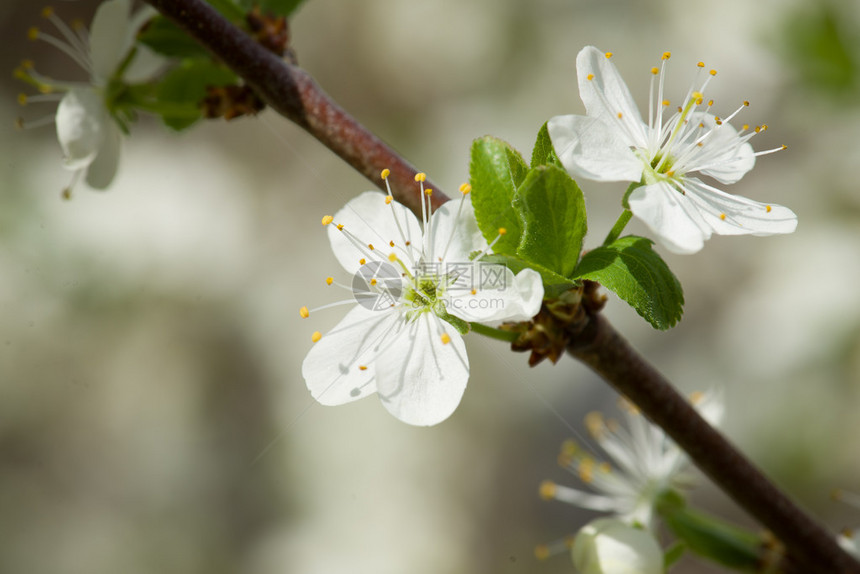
[534,545,550,561]
[564,535,576,549]
[359,258,366,265]
[538,480,557,500]
[424,188,433,196]
[584,411,604,437]
[41,6,54,17]
[578,458,595,483]
[321,215,333,226]
[368,243,375,250]
[662,99,670,106]
[715,118,723,125]
[766,205,772,213]
[311,331,322,343]
[604,51,613,58]
[560,439,578,457]
[690,391,704,404]
[17,93,27,106]
[754,126,761,133]
[325,277,334,285]
[781,144,787,150]
[692,91,703,100]
[697,61,705,68]
[370,278,377,286]
[381,168,391,179]
[742,124,749,131]
[470,288,476,295]
[299,306,309,318]
[498,227,507,235]
[743,100,750,106]
[709,69,717,76]
[27,27,39,41]
[651,66,659,75]
[440,333,451,345]
[677,106,683,113]
[459,183,471,194]
[359,365,368,371]
[586,73,594,81]
[389,240,395,247]
[708,99,714,107]
[662,51,671,60]
[617,112,623,119]
[388,252,397,262]
[720,213,726,220]
[384,195,393,204]
[761,124,768,131]
[666,170,675,177]
[336,224,344,231]
[414,172,427,182]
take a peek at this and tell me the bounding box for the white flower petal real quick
[628,182,711,254]
[427,193,487,263]
[572,518,663,574]
[548,114,643,183]
[375,313,468,426]
[123,43,167,83]
[327,191,423,275]
[683,178,798,237]
[576,46,648,148]
[89,0,133,82]
[302,305,402,406]
[681,113,755,184]
[56,88,107,171]
[85,120,121,189]
[446,267,543,325]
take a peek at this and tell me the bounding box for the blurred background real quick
[1,0,859,572]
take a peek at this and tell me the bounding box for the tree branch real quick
[568,313,860,572]
[143,0,860,571]
[143,0,449,215]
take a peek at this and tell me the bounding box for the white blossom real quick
[572,518,663,574]
[18,0,162,195]
[541,390,723,530]
[549,46,797,254]
[301,172,543,426]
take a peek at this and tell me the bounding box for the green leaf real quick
[239,0,307,17]
[138,16,211,59]
[530,122,563,168]
[573,236,683,329]
[513,165,586,278]
[664,541,686,569]
[469,136,528,256]
[657,493,762,571]
[205,0,246,22]
[155,60,238,130]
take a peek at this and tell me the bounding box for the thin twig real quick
[143,0,448,215]
[568,313,860,573]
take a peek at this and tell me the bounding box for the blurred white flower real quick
[541,390,723,530]
[17,0,162,195]
[301,172,543,426]
[548,46,797,254]
[572,518,664,574]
